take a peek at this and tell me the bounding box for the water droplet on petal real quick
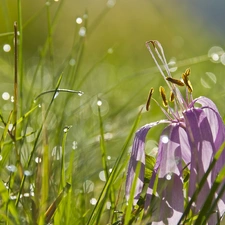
[90,198,97,205]
[2,92,10,100]
[83,180,94,193]
[99,171,106,182]
[161,135,169,144]
[3,44,11,52]
[166,173,172,180]
[6,165,17,173]
[79,27,86,37]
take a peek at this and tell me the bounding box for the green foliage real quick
[0,0,225,224]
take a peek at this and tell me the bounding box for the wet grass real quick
[0,1,225,224]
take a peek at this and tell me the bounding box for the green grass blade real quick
[87,109,142,225]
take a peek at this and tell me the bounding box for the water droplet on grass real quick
[24,170,32,176]
[83,180,94,193]
[97,100,102,106]
[72,141,78,150]
[79,27,86,37]
[69,58,76,66]
[52,146,62,160]
[0,155,2,161]
[3,44,11,52]
[90,198,97,205]
[35,157,42,163]
[76,17,82,24]
[63,125,72,133]
[6,165,17,172]
[99,171,106,182]
[107,0,116,8]
[2,92,10,100]
[208,46,224,63]
[78,91,84,96]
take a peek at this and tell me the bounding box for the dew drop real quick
[166,173,172,180]
[99,171,106,182]
[3,44,11,52]
[54,91,59,99]
[97,100,102,106]
[161,135,169,144]
[221,53,225,65]
[69,58,76,66]
[6,165,17,173]
[2,92,10,100]
[107,0,116,8]
[63,125,72,133]
[23,193,30,197]
[38,104,41,108]
[35,157,42,163]
[83,180,94,193]
[107,155,111,160]
[106,201,111,209]
[11,96,14,102]
[90,198,97,205]
[72,141,78,150]
[52,146,62,160]
[107,48,113,54]
[109,168,112,173]
[0,155,2,161]
[78,91,84,96]
[83,14,88,19]
[79,27,86,37]
[24,170,32,176]
[208,46,224,63]
[8,124,13,131]
[76,17,82,24]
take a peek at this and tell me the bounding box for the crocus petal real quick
[145,124,187,224]
[183,108,216,213]
[191,96,225,153]
[126,120,168,204]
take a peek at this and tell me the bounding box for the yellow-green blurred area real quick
[0,0,225,218]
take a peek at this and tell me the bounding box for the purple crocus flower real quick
[125,41,225,224]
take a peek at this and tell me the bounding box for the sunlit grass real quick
[0,1,225,224]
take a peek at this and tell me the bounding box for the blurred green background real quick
[0,0,225,222]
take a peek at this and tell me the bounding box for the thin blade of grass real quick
[87,109,142,225]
